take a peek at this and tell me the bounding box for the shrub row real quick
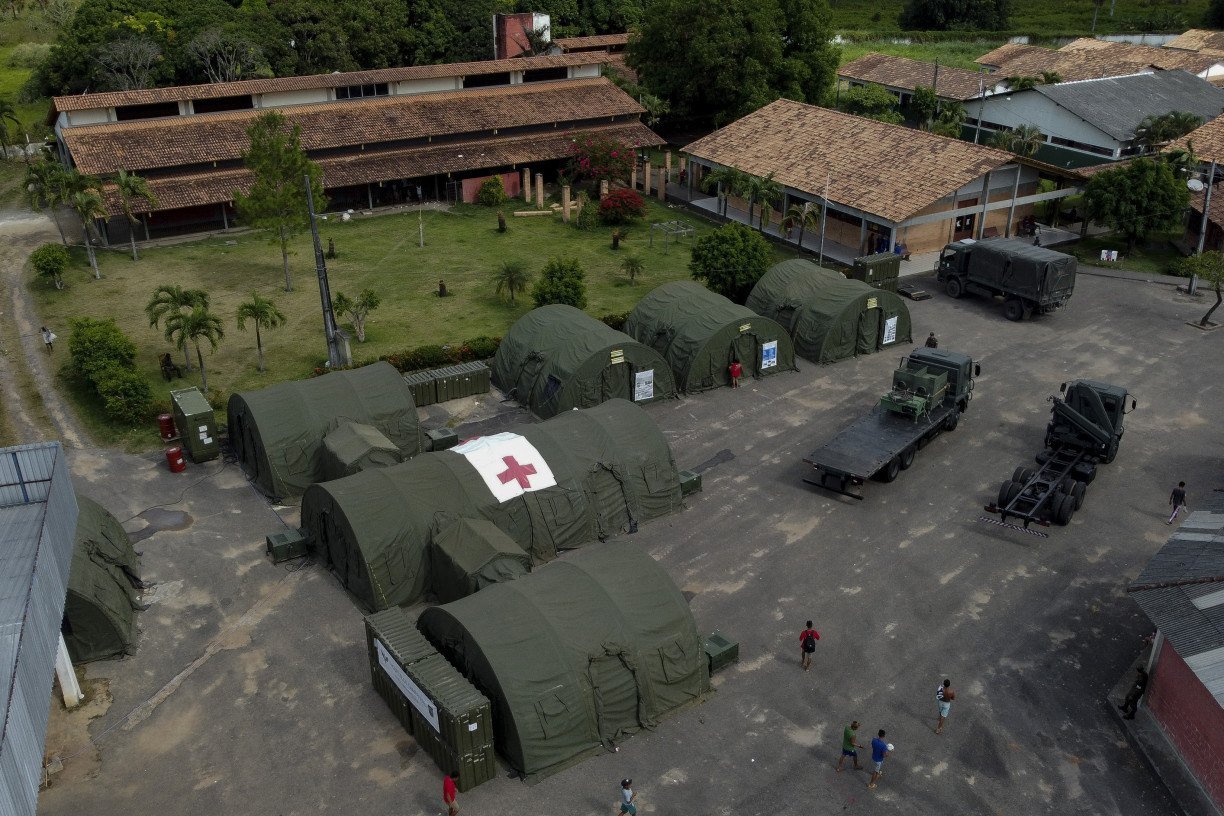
[378,335,502,374]
[67,318,153,425]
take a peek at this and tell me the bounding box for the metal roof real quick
[1129,494,1224,707]
[1032,70,1224,142]
[0,443,78,816]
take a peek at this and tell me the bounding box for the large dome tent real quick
[301,399,683,610]
[746,259,911,364]
[227,361,423,500]
[625,280,797,392]
[418,541,710,780]
[491,304,676,419]
[64,493,143,663]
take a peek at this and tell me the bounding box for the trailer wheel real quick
[1054,493,1076,525]
[1069,480,1086,510]
[1035,449,1052,466]
[1012,466,1034,485]
[899,445,917,470]
[943,410,960,432]
[946,277,964,299]
[875,457,901,483]
[1003,298,1025,321]
[998,480,1019,508]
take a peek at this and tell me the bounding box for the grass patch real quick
[0,10,56,143]
[0,158,29,209]
[30,200,795,436]
[1069,231,1186,277]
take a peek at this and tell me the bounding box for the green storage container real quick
[426,427,459,452]
[409,709,497,792]
[365,608,444,737]
[432,362,491,403]
[850,252,901,293]
[405,654,494,757]
[170,387,219,463]
[266,528,309,562]
[679,469,702,496]
[403,370,438,407]
[703,630,739,674]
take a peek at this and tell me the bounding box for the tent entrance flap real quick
[856,308,880,355]
[602,363,630,402]
[732,334,756,378]
[590,652,641,746]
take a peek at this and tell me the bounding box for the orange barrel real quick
[165,446,186,473]
[158,413,176,441]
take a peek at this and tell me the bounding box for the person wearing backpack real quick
[799,621,820,671]
[935,679,955,734]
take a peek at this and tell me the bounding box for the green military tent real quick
[322,422,403,480]
[491,304,676,419]
[625,280,797,392]
[64,494,143,663]
[302,399,683,610]
[430,517,531,603]
[419,541,710,780]
[228,362,423,500]
[746,259,912,364]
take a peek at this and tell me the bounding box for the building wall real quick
[494,12,537,60]
[571,64,602,79]
[66,108,112,126]
[973,92,1117,159]
[1147,638,1224,812]
[397,77,462,95]
[259,89,330,108]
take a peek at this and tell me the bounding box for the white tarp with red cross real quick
[448,432,558,503]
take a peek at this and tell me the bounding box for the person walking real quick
[935,679,955,735]
[443,770,459,816]
[925,332,938,349]
[729,358,743,389]
[1118,667,1148,719]
[618,778,638,815]
[868,730,890,789]
[836,720,864,772]
[1168,481,1188,524]
[799,620,820,671]
[41,326,55,353]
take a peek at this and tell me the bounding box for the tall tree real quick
[332,289,381,342]
[899,0,1009,30]
[163,305,224,392]
[0,97,20,159]
[628,0,838,128]
[24,160,70,245]
[839,84,904,124]
[689,222,771,303]
[988,125,1044,158]
[114,170,157,261]
[1136,111,1204,152]
[1082,157,1190,252]
[69,185,106,280]
[1181,251,1224,327]
[910,85,939,129]
[745,173,782,232]
[235,291,285,372]
[146,285,210,371]
[702,166,749,217]
[492,260,531,303]
[234,111,325,292]
[782,201,820,250]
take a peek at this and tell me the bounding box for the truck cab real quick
[903,347,979,413]
[1046,379,1135,463]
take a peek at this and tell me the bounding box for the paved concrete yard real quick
[39,271,1217,815]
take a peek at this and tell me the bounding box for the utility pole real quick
[818,171,830,268]
[974,71,986,144]
[305,176,343,369]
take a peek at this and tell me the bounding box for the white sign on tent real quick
[882,316,898,345]
[634,370,654,401]
[761,340,778,369]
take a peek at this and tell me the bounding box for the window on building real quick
[1048,136,1114,157]
[463,72,512,89]
[192,95,254,114]
[115,101,180,121]
[335,83,389,100]
[523,67,569,83]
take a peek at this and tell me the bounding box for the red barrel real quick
[165,446,186,473]
[158,413,177,441]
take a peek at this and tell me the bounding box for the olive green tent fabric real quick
[430,517,531,603]
[64,494,143,663]
[301,399,683,611]
[746,260,912,364]
[419,541,710,780]
[322,422,403,480]
[625,280,797,392]
[491,304,676,419]
[228,362,423,500]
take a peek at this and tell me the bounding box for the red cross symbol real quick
[497,455,537,488]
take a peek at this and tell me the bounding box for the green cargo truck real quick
[937,237,1076,321]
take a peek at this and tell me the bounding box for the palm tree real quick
[1005,75,1039,91]
[0,97,20,160]
[1136,111,1204,152]
[989,125,1044,158]
[235,291,285,373]
[782,202,820,251]
[1039,71,1063,85]
[24,160,70,245]
[164,305,224,392]
[493,260,531,303]
[620,254,645,285]
[745,173,782,232]
[146,285,210,371]
[69,187,107,280]
[114,170,158,261]
[701,166,748,217]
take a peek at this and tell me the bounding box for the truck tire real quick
[1069,480,1086,510]
[875,457,901,483]
[998,480,1020,508]
[945,277,965,299]
[1003,298,1025,321]
[1054,493,1075,525]
[1102,439,1118,464]
[1012,466,1034,485]
[943,409,960,432]
[899,445,917,470]
[1072,462,1098,484]
[1035,449,1053,466]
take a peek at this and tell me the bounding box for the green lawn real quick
[1069,231,1187,277]
[29,200,795,439]
[0,10,54,144]
[828,0,1209,35]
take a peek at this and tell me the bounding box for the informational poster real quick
[882,316,898,345]
[1100,250,1118,262]
[761,340,778,369]
[634,369,654,401]
[376,639,440,732]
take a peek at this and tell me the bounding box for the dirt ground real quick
[16,241,1216,815]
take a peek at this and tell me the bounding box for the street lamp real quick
[1186,162,1217,296]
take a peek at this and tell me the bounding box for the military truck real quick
[937,238,1076,321]
[803,347,979,498]
[983,379,1135,535]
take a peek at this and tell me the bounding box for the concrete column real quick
[679,156,687,174]
[367,184,374,210]
[522,167,531,202]
[657,169,666,201]
[1004,165,1022,237]
[976,171,991,239]
[56,635,82,709]
[144,214,151,240]
[599,179,609,199]
[220,205,228,230]
[859,218,868,254]
[643,161,652,196]
[888,225,897,253]
[664,151,672,183]
[535,173,544,209]
[630,165,638,191]
[562,185,571,222]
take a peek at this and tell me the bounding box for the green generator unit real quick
[850,252,901,293]
[403,370,438,407]
[425,427,459,452]
[170,387,219,463]
[704,630,739,674]
[266,528,309,563]
[679,469,702,496]
[433,362,491,403]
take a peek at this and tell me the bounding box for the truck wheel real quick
[1102,440,1118,464]
[943,410,959,432]
[875,457,901,483]
[1072,462,1098,484]
[1054,493,1075,525]
[1035,449,1052,466]
[997,480,1019,508]
[945,277,964,299]
[1070,481,1086,510]
[1003,298,1025,321]
[899,445,917,470]
[1012,466,1034,485]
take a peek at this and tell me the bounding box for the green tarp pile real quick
[301,399,683,610]
[64,494,143,663]
[322,422,403,480]
[625,280,797,392]
[430,517,531,603]
[419,541,710,780]
[492,304,676,419]
[228,362,423,500]
[746,260,912,364]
